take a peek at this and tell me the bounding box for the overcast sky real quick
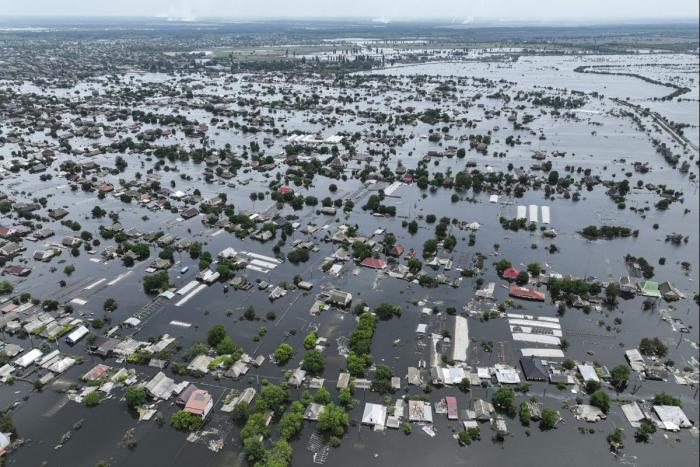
[1,0,697,21]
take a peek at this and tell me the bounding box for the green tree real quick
[519,401,531,426]
[0,281,13,294]
[242,436,266,464]
[607,427,626,452]
[590,390,611,414]
[216,336,237,355]
[375,303,401,320]
[302,349,325,375]
[142,271,169,294]
[610,364,630,390]
[170,410,204,431]
[279,407,304,440]
[371,365,393,394]
[539,408,559,430]
[639,337,667,357]
[515,271,530,285]
[314,387,332,405]
[103,298,118,312]
[491,386,515,416]
[261,439,293,466]
[653,392,681,407]
[84,391,101,407]
[273,343,294,365]
[207,324,227,347]
[255,383,289,413]
[125,386,146,408]
[318,403,348,436]
[303,331,318,350]
[338,387,353,408]
[634,418,656,442]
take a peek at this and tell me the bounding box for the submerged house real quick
[184,389,213,419]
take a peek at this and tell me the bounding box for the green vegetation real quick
[635,418,657,442]
[590,390,611,414]
[171,410,204,432]
[653,392,681,407]
[491,386,515,416]
[607,427,626,452]
[279,402,304,440]
[374,303,401,320]
[301,349,325,375]
[142,271,170,294]
[84,391,101,407]
[539,408,559,430]
[580,225,634,239]
[610,364,630,389]
[273,343,294,365]
[370,365,393,394]
[303,331,318,350]
[639,337,667,357]
[458,427,481,446]
[519,401,531,426]
[318,403,348,437]
[125,386,147,408]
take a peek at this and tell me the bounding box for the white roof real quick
[451,316,469,362]
[577,364,600,383]
[653,405,692,430]
[14,348,43,368]
[66,325,89,343]
[362,403,388,427]
[494,364,521,384]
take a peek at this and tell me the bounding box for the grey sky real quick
[0,0,697,21]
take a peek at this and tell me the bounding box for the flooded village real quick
[0,15,697,467]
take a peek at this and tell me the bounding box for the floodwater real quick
[1,51,698,467]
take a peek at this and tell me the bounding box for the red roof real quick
[509,285,545,301]
[402,174,413,183]
[360,257,386,269]
[98,183,114,193]
[446,396,458,419]
[502,267,520,280]
[278,186,294,194]
[390,244,404,257]
[185,389,212,416]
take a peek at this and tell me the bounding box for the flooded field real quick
[0,17,697,467]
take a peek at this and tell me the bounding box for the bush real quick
[318,403,348,436]
[635,418,656,442]
[170,410,204,432]
[491,387,515,416]
[143,271,169,294]
[301,349,325,375]
[375,303,401,320]
[84,391,101,407]
[287,248,309,264]
[273,343,294,365]
[653,392,681,407]
[103,298,118,312]
[207,324,227,347]
[639,337,667,357]
[590,390,611,414]
[607,427,625,452]
[125,386,146,408]
[539,408,558,430]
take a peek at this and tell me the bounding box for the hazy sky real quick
[1,0,698,21]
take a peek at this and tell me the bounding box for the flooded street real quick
[0,16,697,467]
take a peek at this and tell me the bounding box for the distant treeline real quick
[574,65,691,101]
